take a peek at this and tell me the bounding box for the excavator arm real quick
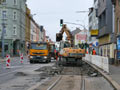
[56,24,73,46]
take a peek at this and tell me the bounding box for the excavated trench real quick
[34,61,114,90]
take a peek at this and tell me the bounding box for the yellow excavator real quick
[56,24,85,65]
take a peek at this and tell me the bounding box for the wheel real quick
[45,60,49,63]
[49,59,51,62]
[30,60,34,64]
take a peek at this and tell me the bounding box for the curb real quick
[83,60,120,90]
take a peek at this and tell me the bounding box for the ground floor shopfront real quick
[98,34,116,64]
[99,43,116,64]
[0,39,25,57]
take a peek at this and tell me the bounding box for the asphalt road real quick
[0,56,55,90]
[0,57,29,84]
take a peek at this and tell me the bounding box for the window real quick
[13,11,17,20]
[13,25,17,35]
[5,44,8,51]
[2,10,7,19]
[2,24,7,34]
[119,0,120,6]
[13,0,17,5]
[2,0,6,4]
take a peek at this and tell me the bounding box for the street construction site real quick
[29,61,114,90]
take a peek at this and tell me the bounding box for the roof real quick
[71,28,81,36]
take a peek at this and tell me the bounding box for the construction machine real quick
[56,24,85,65]
[29,41,51,63]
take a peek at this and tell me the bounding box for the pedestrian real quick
[92,49,96,55]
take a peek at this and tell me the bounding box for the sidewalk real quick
[0,57,7,62]
[109,65,120,85]
[0,56,28,63]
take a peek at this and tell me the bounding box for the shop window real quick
[0,43,8,52]
[21,44,23,48]
[107,45,110,57]
[5,44,8,51]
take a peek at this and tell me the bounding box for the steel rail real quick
[80,63,85,90]
[47,76,62,90]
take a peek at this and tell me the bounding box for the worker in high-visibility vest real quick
[86,51,88,54]
[86,48,89,54]
[92,49,96,55]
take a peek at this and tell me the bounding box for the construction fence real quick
[83,54,109,73]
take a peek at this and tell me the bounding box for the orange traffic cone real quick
[6,54,11,69]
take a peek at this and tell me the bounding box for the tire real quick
[45,60,49,63]
[30,60,34,64]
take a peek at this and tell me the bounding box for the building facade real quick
[0,0,27,56]
[98,0,116,63]
[39,26,46,42]
[30,18,37,42]
[88,0,99,54]
[30,18,45,42]
[112,0,120,63]
[72,28,88,46]
[25,5,30,53]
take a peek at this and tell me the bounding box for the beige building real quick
[25,6,31,52]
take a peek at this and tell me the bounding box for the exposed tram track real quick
[34,61,115,90]
[47,64,86,90]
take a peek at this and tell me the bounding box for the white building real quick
[88,0,99,52]
[72,28,89,46]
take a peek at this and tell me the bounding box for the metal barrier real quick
[84,54,109,73]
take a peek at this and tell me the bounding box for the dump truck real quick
[29,42,51,63]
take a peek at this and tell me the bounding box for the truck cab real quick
[29,42,51,63]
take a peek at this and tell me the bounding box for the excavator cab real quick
[56,33,62,42]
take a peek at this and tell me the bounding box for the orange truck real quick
[29,42,51,63]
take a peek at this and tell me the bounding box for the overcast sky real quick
[27,0,93,41]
